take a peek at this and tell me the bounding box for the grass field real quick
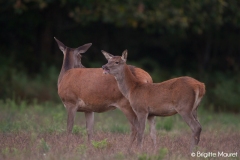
[0,99,239,160]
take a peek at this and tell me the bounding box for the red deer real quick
[54,38,155,148]
[102,50,205,151]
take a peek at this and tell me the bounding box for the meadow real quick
[0,99,239,160]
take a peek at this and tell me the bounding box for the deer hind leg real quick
[192,108,201,125]
[178,111,202,152]
[192,108,202,143]
[147,115,157,148]
[85,112,94,143]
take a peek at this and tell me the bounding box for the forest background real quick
[1,0,240,112]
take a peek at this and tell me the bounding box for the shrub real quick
[206,72,240,112]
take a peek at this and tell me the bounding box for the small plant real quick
[72,125,87,136]
[11,147,19,156]
[76,144,87,155]
[1,147,21,158]
[92,138,108,149]
[157,147,168,160]
[138,148,168,160]
[114,152,125,160]
[1,147,9,157]
[38,138,50,153]
[138,153,150,160]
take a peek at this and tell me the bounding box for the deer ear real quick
[54,37,66,53]
[76,43,92,54]
[121,50,128,62]
[101,50,114,60]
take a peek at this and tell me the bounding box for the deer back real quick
[58,67,152,112]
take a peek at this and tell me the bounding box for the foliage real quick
[138,148,168,160]
[1,64,240,112]
[91,139,108,149]
[76,144,87,155]
[9,0,240,32]
[38,138,51,153]
[211,73,240,112]
[1,0,240,74]
[1,1,240,113]
[72,125,87,136]
[110,124,128,133]
[0,65,60,103]
[156,117,174,131]
[202,72,240,112]
[0,100,65,133]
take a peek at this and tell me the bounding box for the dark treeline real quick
[0,0,240,112]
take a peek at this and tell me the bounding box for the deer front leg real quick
[85,112,94,143]
[66,104,77,134]
[118,101,138,150]
[136,112,148,149]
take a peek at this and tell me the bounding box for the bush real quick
[0,66,60,103]
[1,63,240,113]
[205,72,240,112]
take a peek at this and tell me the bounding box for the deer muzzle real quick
[102,65,110,74]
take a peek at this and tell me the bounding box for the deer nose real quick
[102,65,107,69]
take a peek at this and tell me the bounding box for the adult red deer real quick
[102,50,205,151]
[54,38,155,148]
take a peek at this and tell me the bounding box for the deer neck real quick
[114,64,138,100]
[58,51,85,84]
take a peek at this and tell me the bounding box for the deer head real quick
[54,37,92,68]
[102,50,128,75]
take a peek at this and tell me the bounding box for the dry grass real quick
[0,130,239,160]
[0,101,239,160]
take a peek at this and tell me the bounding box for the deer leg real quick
[192,108,201,125]
[192,108,202,137]
[118,105,138,150]
[136,112,148,149]
[85,112,94,143]
[178,111,202,152]
[192,109,198,120]
[66,105,77,134]
[147,115,157,148]
[192,108,202,143]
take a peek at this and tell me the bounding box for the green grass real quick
[0,99,66,133]
[0,99,240,160]
[1,99,240,133]
[92,138,108,149]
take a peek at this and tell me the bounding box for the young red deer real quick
[102,50,205,151]
[54,38,155,148]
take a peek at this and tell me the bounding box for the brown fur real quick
[58,68,152,113]
[102,50,206,151]
[54,38,154,149]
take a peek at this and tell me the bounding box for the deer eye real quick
[115,62,119,64]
